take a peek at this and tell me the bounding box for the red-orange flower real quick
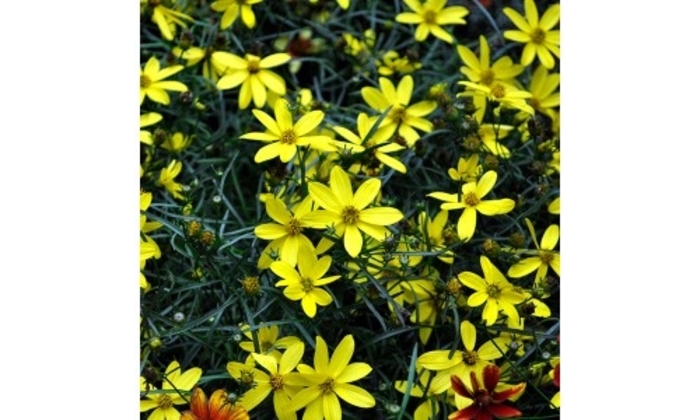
[180,387,249,420]
[449,365,525,420]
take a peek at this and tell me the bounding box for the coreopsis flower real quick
[172,44,224,83]
[289,335,375,418]
[449,364,526,420]
[149,2,194,41]
[458,256,526,326]
[428,170,515,241]
[457,36,524,122]
[240,99,335,163]
[508,220,560,284]
[238,324,301,363]
[549,359,560,408]
[361,75,437,147]
[526,64,560,119]
[271,253,341,318]
[213,52,291,109]
[333,112,407,175]
[396,0,469,44]
[140,112,163,145]
[180,387,249,420]
[229,343,305,419]
[503,0,560,69]
[417,320,506,393]
[255,195,316,268]
[478,124,515,158]
[458,81,534,117]
[161,132,193,152]
[448,155,482,183]
[140,57,188,106]
[140,191,162,291]
[158,160,186,200]
[140,361,202,420]
[211,0,262,29]
[376,50,422,76]
[417,210,453,264]
[305,166,404,257]
[395,369,465,420]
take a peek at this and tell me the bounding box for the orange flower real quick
[449,365,525,420]
[180,388,249,420]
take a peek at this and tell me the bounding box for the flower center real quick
[280,129,298,144]
[486,284,501,298]
[260,339,274,352]
[462,350,479,365]
[157,394,173,409]
[341,206,360,225]
[300,277,314,292]
[530,28,546,44]
[480,69,495,86]
[389,106,407,123]
[320,377,335,394]
[270,373,285,391]
[141,75,152,88]
[423,10,437,24]
[463,192,480,207]
[247,58,261,74]
[540,251,554,264]
[475,390,494,407]
[285,218,302,236]
[529,97,540,109]
[490,84,506,99]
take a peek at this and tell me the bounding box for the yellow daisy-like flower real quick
[238,323,302,363]
[140,57,188,106]
[333,112,407,175]
[289,335,376,418]
[503,0,560,69]
[305,166,404,257]
[396,0,469,44]
[478,123,515,158]
[458,256,526,326]
[157,159,185,200]
[417,320,506,392]
[140,112,162,145]
[527,64,560,118]
[457,35,524,122]
[160,132,193,153]
[376,50,422,76]
[458,80,534,117]
[448,154,482,183]
[230,342,305,419]
[213,52,291,109]
[508,219,560,284]
[255,195,316,269]
[211,0,262,29]
[427,170,515,241]
[239,99,335,163]
[149,3,193,41]
[271,253,341,318]
[361,75,437,147]
[140,360,203,420]
[417,210,453,264]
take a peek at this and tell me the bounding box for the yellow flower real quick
[230,342,305,419]
[458,81,534,117]
[417,210,453,264]
[305,166,404,257]
[507,219,560,284]
[239,99,335,163]
[417,320,506,392]
[376,50,422,76]
[238,323,302,363]
[448,155,482,183]
[478,123,515,158]
[333,112,407,175]
[213,52,291,109]
[503,0,560,69]
[361,75,437,147]
[255,195,317,269]
[149,3,193,41]
[271,253,341,318]
[457,35,524,122]
[211,0,262,29]
[140,191,163,290]
[161,132,193,152]
[428,170,515,241]
[157,159,185,200]
[140,360,203,420]
[140,112,162,145]
[527,64,560,118]
[140,57,188,106]
[396,0,469,44]
[289,335,375,418]
[457,256,526,325]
